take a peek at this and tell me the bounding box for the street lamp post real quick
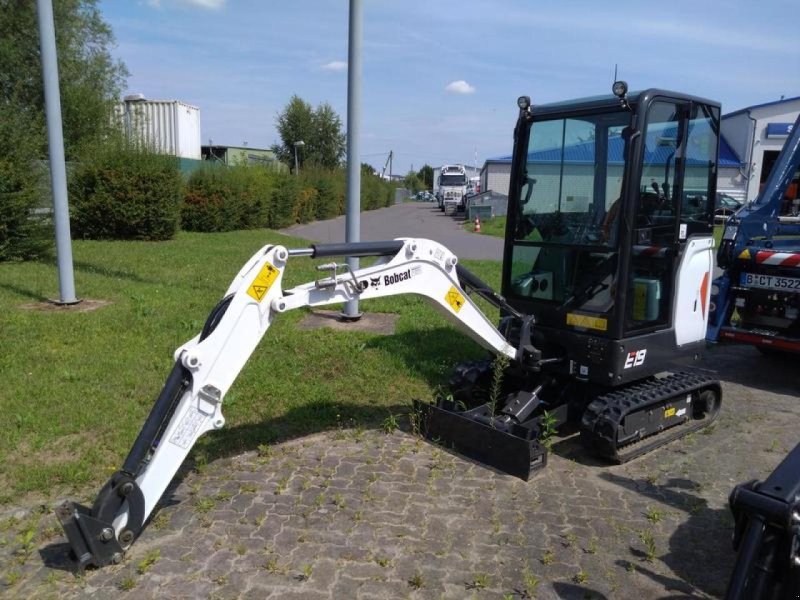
[293,140,305,175]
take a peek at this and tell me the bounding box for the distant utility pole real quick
[342,0,363,320]
[36,0,77,305]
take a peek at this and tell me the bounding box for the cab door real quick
[624,99,718,338]
[674,103,719,345]
[625,99,687,334]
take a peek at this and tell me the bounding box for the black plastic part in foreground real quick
[413,400,547,480]
[725,441,800,600]
[311,240,405,259]
[56,501,123,571]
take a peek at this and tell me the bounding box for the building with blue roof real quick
[719,95,800,203]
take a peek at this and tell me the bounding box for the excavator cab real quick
[501,86,721,385]
[418,85,723,480]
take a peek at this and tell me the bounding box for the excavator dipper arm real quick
[57,238,517,570]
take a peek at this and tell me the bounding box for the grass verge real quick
[0,229,501,504]
[463,216,507,238]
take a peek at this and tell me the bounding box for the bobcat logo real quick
[370,277,381,288]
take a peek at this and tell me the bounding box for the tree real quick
[0,0,128,159]
[271,95,346,171]
[0,104,51,260]
[0,0,127,261]
[404,172,422,194]
[417,164,433,190]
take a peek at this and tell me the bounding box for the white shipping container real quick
[116,99,201,159]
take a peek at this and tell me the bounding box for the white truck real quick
[437,164,468,214]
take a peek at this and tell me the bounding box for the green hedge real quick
[183,164,272,232]
[69,141,183,241]
[0,106,51,262]
[181,164,394,232]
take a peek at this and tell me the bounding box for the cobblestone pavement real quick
[1,345,797,599]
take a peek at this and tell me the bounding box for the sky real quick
[100,0,800,175]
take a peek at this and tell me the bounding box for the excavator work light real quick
[612,80,628,98]
[517,95,531,110]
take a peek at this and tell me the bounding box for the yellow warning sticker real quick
[738,248,751,260]
[664,407,676,418]
[445,286,466,313]
[566,313,608,331]
[246,261,279,302]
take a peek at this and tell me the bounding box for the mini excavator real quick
[58,84,723,570]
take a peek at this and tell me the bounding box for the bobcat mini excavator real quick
[58,83,723,570]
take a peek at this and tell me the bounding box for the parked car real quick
[715,192,743,218]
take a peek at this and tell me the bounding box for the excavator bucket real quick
[412,399,547,480]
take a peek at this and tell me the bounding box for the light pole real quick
[342,0,363,320]
[293,140,305,175]
[36,0,77,305]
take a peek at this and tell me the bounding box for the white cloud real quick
[180,0,225,9]
[321,60,347,72]
[145,0,161,7]
[445,80,475,95]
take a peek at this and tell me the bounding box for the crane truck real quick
[707,112,800,600]
[707,112,800,354]
[58,84,727,574]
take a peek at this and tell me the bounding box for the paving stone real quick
[1,346,797,599]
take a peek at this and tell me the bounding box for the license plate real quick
[740,272,800,291]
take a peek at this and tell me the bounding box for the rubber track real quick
[580,371,721,464]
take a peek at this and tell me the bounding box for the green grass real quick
[0,229,501,502]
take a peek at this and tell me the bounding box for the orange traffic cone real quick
[474,216,481,233]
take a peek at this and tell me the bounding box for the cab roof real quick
[530,88,720,117]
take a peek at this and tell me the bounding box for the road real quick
[281,202,504,261]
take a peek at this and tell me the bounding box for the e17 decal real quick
[624,349,647,369]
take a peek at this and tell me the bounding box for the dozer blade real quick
[413,399,547,480]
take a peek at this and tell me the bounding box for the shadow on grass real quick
[197,400,412,464]
[600,472,735,598]
[364,327,490,386]
[72,259,158,286]
[196,326,488,463]
[0,281,52,303]
[71,259,221,293]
